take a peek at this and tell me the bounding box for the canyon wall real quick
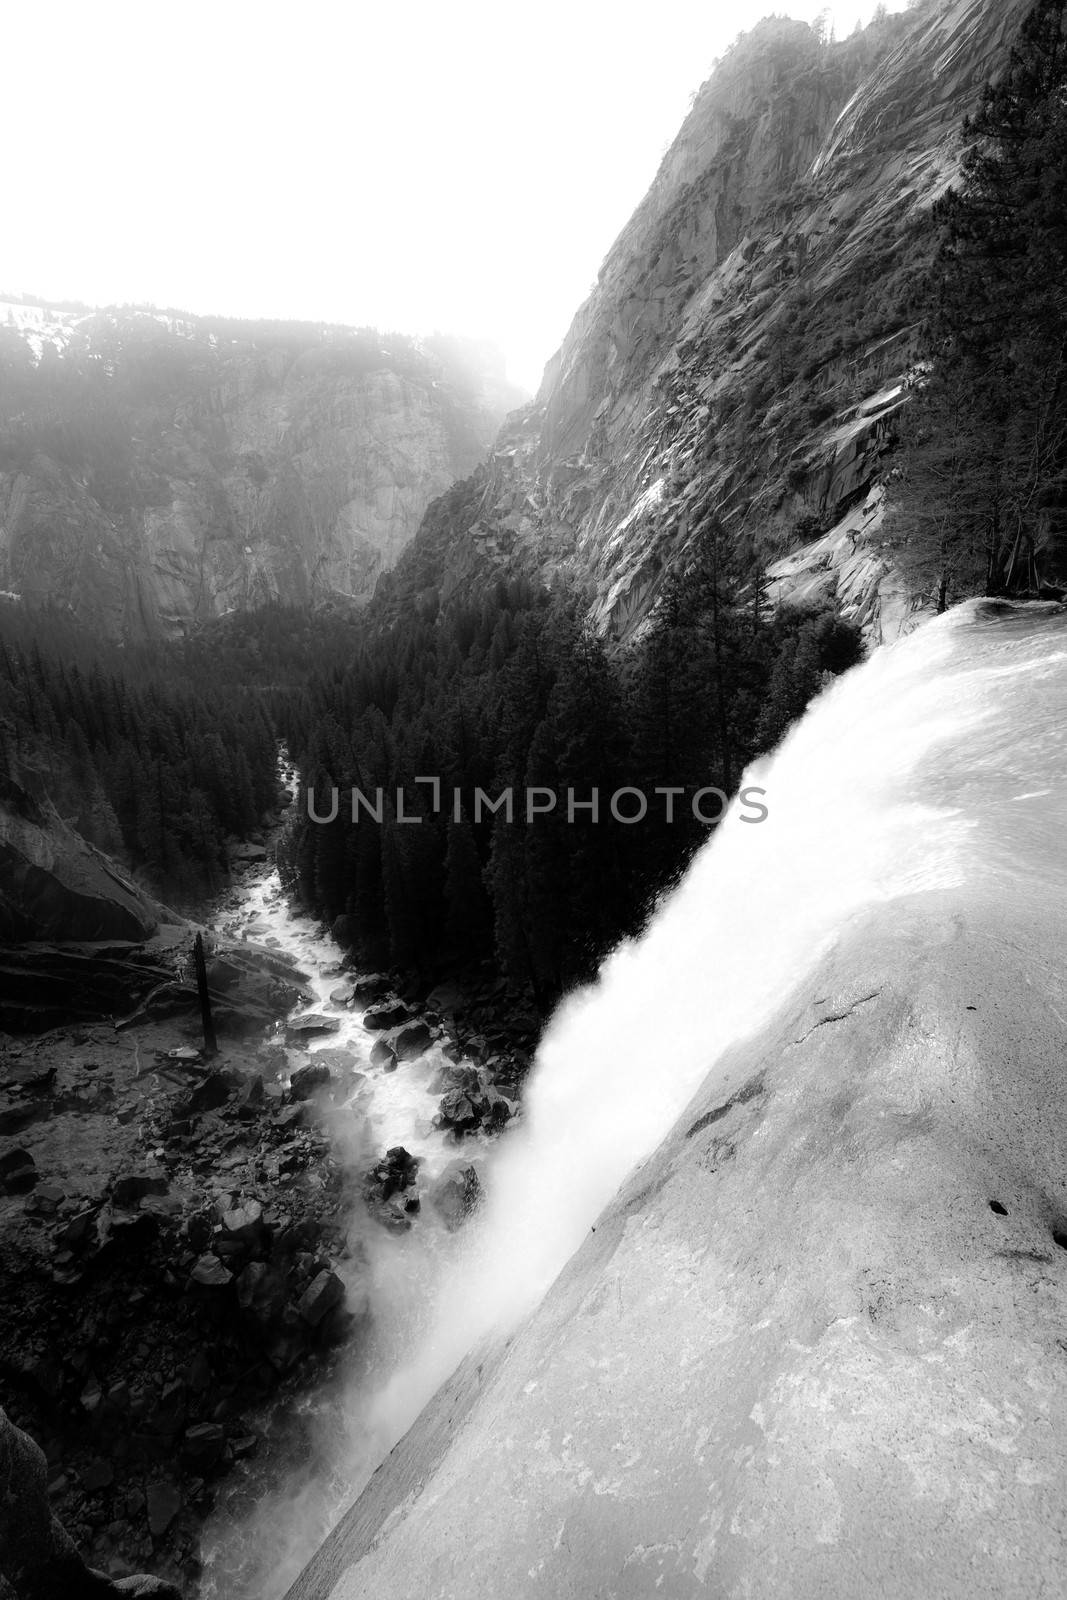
[380,0,1034,644]
[0,311,520,637]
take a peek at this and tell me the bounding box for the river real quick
[198,765,489,1599]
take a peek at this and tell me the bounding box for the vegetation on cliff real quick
[892,0,1067,601]
[0,606,279,902]
[278,549,861,1017]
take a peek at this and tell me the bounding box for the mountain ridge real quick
[0,304,522,637]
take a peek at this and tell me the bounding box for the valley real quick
[1,798,517,1597]
[3,2,1067,1597]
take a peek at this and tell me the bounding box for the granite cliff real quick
[380,0,1035,644]
[0,308,520,637]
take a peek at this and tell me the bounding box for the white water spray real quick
[360,601,1067,1455]
[209,601,1066,1598]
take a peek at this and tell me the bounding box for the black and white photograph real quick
[1,1,1065,1597]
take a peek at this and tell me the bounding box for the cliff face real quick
[381,0,1034,643]
[0,310,520,636]
[0,774,159,945]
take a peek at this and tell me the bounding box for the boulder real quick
[481,1085,519,1129]
[370,1039,398,1072]
[187,1069,240,1115]
[228,841,268,863]
[0,1147,37,1194]
[289,1062,332,1101]
[204,946,313,1036]
[55,1209,96,1251]
[187,1253,232,1290]
[234,1073,266,1117]
[381,1146,419,1194]
[216,1198,265,1248]
[286,1013,341,1043]
[297,1269,345,1327]
[429,1159,484,1231]
[349,973,394,1004]
[363,1146,421,1230]
[329,983,355,1006]
[112,1172,168,1208]
[273,1102,312,1131]
[182,1421,225,1465]
[362,1001,411,1031]
[307,1048,359,1076]
[145,1480,181,1538]
[390,1020,434,1062]
[434,1073,517,1136]
[25,1182,63,1217]
[435,1088,480,1134]
[235,1260,288,1326]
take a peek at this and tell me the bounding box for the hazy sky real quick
[4,1,909,391]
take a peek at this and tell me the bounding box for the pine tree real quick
[896,0,1067,597]
[443,812,492,967]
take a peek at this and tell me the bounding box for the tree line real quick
[277,530,861,1015]
[891,0,1067,603]
[0,605,279,901]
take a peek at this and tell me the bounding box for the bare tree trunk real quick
[193,932,218,1057]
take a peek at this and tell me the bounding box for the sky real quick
[3,1,910,392]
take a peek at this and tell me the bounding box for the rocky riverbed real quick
[0,840,532,1597]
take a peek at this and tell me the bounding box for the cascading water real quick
[212,601,1067,1600]
[198,773,489,1600]
[349,600,1067,1468]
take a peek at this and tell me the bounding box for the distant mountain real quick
[0,302,523,636]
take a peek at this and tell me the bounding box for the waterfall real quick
[216,599,1065,1599]
[358,599,1067,1456]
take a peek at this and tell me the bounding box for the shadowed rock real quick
[0,1408,182,1598]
